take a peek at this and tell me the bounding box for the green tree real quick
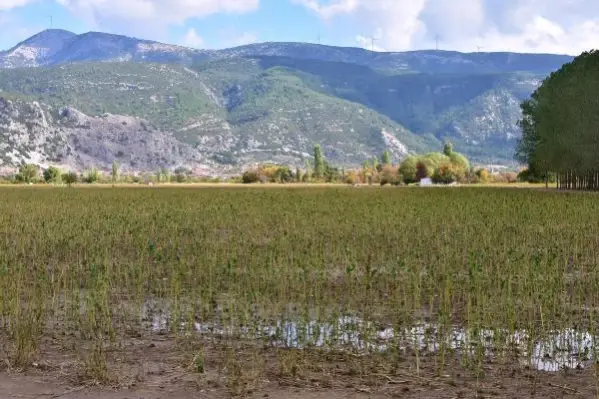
[242,170,260,184]
[381,151,391,166]
[62,171,78,187]
[515,50,599,188]
[16,164,39,183]
[43,166,62,184]
[304,159,312,181]
[111,161,120,183]
[175,172,186,183]
[449,152,470,173]
[84,167,100,183]
[313,145,325,179]
[443,141,454,156]
[295,167,302,182]
[432,164,460,184]
[372,156,380,172]
[399,156,418,184]
[274,166,294,183]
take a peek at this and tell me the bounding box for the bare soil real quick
[1,332,597,399]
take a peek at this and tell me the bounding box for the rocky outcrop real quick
[0,98,213,173]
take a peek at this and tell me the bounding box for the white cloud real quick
[181,28,204,48]
[294,0,599,55]
[292,0,358,19]
[56,0,260,40]
[0,0,34,10]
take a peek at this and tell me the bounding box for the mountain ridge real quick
[0,29,578,172]
[0,29,574,73]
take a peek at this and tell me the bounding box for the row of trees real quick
[516,50,599,190]
[242,145,345,184]
[11,162,198,185]
[241,142,509,186]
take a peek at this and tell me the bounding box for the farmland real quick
[1,186,599,397]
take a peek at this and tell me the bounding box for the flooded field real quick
[1,186,599,396]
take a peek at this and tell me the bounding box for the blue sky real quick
[1,0,598,55]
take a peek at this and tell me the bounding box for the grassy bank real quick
[0,186,597,384]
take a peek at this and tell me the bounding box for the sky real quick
[0,0,598,55]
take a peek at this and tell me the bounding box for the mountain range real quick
[0,29,574,174]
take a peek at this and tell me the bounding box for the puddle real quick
[143,303,593,372]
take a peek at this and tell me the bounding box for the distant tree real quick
[295,167,302,182]
[43,166,62,184]
[475,168,490,183]
[174,171,186,183]
[62,171,78,187]
[432,164,460,184]
[156,168,164,183]
[84,167,100,183]
[449,152,470,175]
[304,159,312,181]
[324,163,342,183]
[111,161,120,183]
[443,141,454,156]
[344,170,361,185]
[313,145,325,179]
[381,151,391,166]
[275,166,294,183]
[379,165,399,186]
[372,156,380,172]
[399,156,418,184]
[242,170,260,184]
[16,164,40,183]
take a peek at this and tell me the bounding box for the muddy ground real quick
[1,332,597,399]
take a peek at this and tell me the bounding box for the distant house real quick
[420,178,433,186]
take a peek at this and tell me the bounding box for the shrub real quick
[432,164,460,184]
[175,173,186,183]
[379,165,399,186]
[504,172,518,184]
[44,166,62,184]
[242,170,260,184]
[274,167,294,183]
[84,168,100,184]
[475,168,489,183]
[15,164,40,183]
[344,170,361,185]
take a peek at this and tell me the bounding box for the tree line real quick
[9,162,202,186]
[241,142,510,185]
[516,50,599,190]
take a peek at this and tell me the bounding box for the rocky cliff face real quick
[0,98,215,173]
